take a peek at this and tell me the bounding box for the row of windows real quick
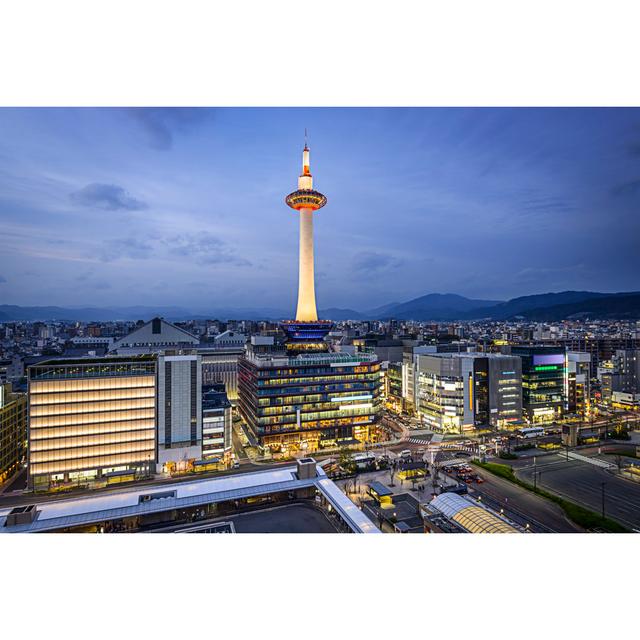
[255,382,381,397]
[30,429,156,452]
[259,415,374,434]
[254,364,380,378]
[30,376,156,393]
[29,440,155,464]
[30,388,156,406]
[30,452,153,476]
[30,364,156,381]
[30,409,156,428]
[257,373,381,387]
[257,405,379,427]
[30,419,156,440]
[30,398,156,417]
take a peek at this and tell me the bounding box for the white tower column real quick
[296,208,318,322]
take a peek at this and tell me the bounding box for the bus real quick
[353,452,376,469]
[519,427,545,439]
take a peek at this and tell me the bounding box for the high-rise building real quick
[511,346,565,424]
[415,353,522,433]
[565,351,591,416]
[0,384,27,485]
[238,350,383,453]
[27,356,157,490]
[156,354,202,473]
[280,140,332,352]
[237,141,382,452]
[612,349,640,394]
[202,383,232,462]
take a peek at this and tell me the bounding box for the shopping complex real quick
[0,458,380,534]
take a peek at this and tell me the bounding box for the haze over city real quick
[1,107,639,312]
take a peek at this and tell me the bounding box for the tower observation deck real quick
[282,141,332,352]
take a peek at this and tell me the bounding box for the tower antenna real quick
[304,127,308,149]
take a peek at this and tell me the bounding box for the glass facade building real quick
[238,351,383,452]
[202,383,232,461]
[511,346,565,424]
[415,353,522,433]
[0,386,27,485]
[27,356,157,489]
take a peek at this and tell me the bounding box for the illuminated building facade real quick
[415,353,522,433]
[565,351,591,416]
[156,354,202,473]
[237,141,382,451]
[281,140,332,352]
[511,346,565,424]
[202,383,232,462]
[27,356,157,489]
[238,351,383,453]
[0,384,27,485]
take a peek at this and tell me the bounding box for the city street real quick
[468,465,583,532]
[516,455,640,531]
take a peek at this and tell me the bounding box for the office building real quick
[200,342,245,402]
[0,384,27,485]
[202,383,232,462]
[511,346,565,424]
[386,362,403,412]
[613,349,640,394]
[565,351,591,416]
[238,350,383,453]
[27,356,157,490]
[156,354,202,473]
[415,353,522,433]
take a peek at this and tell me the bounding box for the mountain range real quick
[1,290,639,323]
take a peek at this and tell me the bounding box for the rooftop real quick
[0,465,380,534]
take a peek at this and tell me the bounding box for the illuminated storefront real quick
[27,356,157,490]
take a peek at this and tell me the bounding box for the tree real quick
[338,446,355,474]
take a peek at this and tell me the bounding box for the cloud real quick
[99,238,154,262]
[126,108,212,150]
[611,179,640,197]
[352,251,403,273]
[163,232,251,267]
[519,195,574,214]
[70,183,148,211]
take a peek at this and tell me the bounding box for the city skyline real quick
[1,107,639,312]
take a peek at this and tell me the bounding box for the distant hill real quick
[516,293,640,321]
[2,290,639,323]
[465,291,611,320]
[319,308,364,320]
[375,293,503,321]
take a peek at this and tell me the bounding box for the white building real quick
[157,354,203,472]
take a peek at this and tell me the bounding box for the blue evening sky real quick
[0,107,638,312]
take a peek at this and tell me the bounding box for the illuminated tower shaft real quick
[297,208,317,321]
[286,144,327,322]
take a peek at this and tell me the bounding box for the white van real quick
[400,449,412,459]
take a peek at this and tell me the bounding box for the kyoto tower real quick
[282,138,333,352]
